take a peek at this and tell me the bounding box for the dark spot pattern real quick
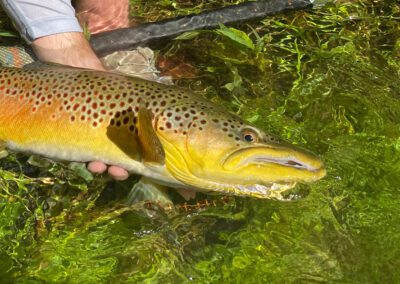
[0,67,275,145]
[153,96,250,141]
[0,67,195,130]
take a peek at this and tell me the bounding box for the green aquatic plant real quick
[0,0,399,283]
[0,9,17,37]
[129,0,248,20]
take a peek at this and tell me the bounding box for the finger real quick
[87,160,107,174]
[108,165,129,181]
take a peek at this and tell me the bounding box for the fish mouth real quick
[230,182,297,199]
[223,145,326,183]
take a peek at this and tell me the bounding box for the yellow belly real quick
[0,92,141,172]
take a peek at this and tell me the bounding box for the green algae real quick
[1,0,400,283]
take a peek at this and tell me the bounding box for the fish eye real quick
[242,129,259,143]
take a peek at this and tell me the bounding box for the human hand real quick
[87,161,129,181]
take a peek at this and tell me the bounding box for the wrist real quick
[31,32,105,70]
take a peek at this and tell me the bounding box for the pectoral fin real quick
[106,110,141,160]
[137,108,165,164]
[126,177,172,206]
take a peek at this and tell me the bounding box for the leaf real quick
[27,155,52,168]
[247,114,260,123]
[0,31,17,37]
[174,31,202,40]
[0,150,8,159]
[216,24,255,50]
[224,82,236,92]
[68,162,94,183]
[222,65,243,92]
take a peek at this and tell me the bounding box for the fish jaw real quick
[222,144,326,184]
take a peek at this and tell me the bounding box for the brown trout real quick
[0,66,325,198]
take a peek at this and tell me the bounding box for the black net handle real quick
[91,0,313,56]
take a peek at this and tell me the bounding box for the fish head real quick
[154,100,326,198]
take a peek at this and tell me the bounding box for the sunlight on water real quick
[76,0,130,34]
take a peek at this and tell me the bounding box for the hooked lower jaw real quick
[224,146,324,169]
[223,145,326,183]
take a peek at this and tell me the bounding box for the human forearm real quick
[0,0,104,70]
[31,32,104,70]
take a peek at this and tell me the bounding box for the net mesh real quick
[0,46,36,67]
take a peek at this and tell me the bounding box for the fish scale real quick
[0,65,326,198]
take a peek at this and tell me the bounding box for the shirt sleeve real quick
[0,0,83,43]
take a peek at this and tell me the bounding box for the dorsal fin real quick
[137,108,165,164]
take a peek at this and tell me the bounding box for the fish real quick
[0,65,326,199]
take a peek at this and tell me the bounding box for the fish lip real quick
[233,182,297,198]
[223,145,325,173]
[192,180,297,198]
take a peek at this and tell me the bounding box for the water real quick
[75,0,130,34]
[0,0,399,282]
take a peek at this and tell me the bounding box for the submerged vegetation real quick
[1,0,400,282]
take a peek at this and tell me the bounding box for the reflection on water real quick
[75,0,130,34]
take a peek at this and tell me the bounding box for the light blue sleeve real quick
[0,0,83,43]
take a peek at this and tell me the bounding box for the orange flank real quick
[0,66,140,169]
